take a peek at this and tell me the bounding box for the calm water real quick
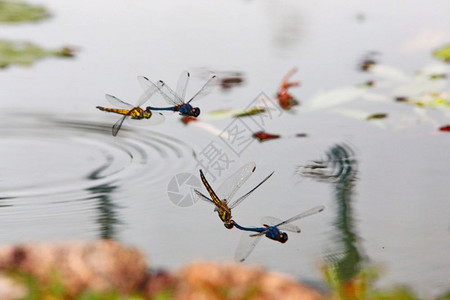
[1,0,450,298]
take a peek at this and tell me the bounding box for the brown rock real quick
[173,261,323,300]
[0,240,148,296]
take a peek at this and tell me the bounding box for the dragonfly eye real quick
[279,232,288,243]
[191,107,200,117]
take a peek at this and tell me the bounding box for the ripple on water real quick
[0,113,195,240]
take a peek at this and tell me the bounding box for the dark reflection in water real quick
[86,183,121,240]
[86,160,121,240]
[298,144,363,282]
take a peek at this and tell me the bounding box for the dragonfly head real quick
[143,110,152,119]
[278,232,288,243]
[224,222,234,229]
[190,107,200,117]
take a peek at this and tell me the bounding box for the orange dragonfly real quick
[194,162,274,229]
[96,80,164,136]
[277,68,300,110]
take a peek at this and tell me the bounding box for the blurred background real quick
[1,0,449,298]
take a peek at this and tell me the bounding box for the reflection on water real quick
[87,183,120,240]
[0,113,194,241]
[299,144,363,282]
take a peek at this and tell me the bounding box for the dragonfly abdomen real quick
[96,106,130,116]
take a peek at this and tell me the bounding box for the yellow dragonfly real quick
[96,79,164,136]
[194,162,274,229]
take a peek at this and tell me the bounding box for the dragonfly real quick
[96,79,164,136]
[194,162,274,229]
[232,205,325,262]
[138,71,217,117]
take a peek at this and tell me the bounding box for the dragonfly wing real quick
[187,75,218,103]
[194,189,215,205]
[136,76,160,107]
[229,171,274,209]
[112,115,127,136]
[234,233,263,262]
[216,162,256,204]
[274,205,325,228]
[105,94,133,109]
[260,216,301,233]
[157,80,185,106]
[176,71,190,101]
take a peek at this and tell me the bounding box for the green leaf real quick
[0,0,50,23]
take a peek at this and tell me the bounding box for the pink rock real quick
[0,240,148,296]
[174,261,323,300]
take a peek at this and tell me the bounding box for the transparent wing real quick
[176,71,190,101]
[136,76,160,107]
[228,171,274,209]
[270,205,325,229]
[105,94,133,109]
[216,162,256,203]
[187,75,218,103]
[112,115,127,136]
[157,80,185,106]
[234,233,263,262]
[194,189,214,205]
[260,216,301,233]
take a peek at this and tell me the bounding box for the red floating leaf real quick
[252,131,281,142]
[277,68,300,110]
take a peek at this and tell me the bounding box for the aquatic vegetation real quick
[433,44,450,63]
[395,92,450,108]
[233,107,266,117]
[252,131,308,142]
[0,40,74,69]
[0,0,50,23]
[140,71,217,117]
[195,68,245,91]
[220,75,244,90]
[322,263,419,300]
[277,67,300,110]
[359,52,379,72]
[366,113,388,120]
[252,131,281,142]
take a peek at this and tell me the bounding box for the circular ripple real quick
[0,113,194,199]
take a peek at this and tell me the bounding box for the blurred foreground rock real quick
[0,240,148,297]
[175,261,322,300]
[0,240,322,300]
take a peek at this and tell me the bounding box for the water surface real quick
[1,0,449,298]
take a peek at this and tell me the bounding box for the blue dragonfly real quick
[232,205,325,262]
[194,162,274,229]
[138,71,217,117]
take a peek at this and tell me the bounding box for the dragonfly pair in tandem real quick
[194,162,325,262]
[96,71,217,136]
